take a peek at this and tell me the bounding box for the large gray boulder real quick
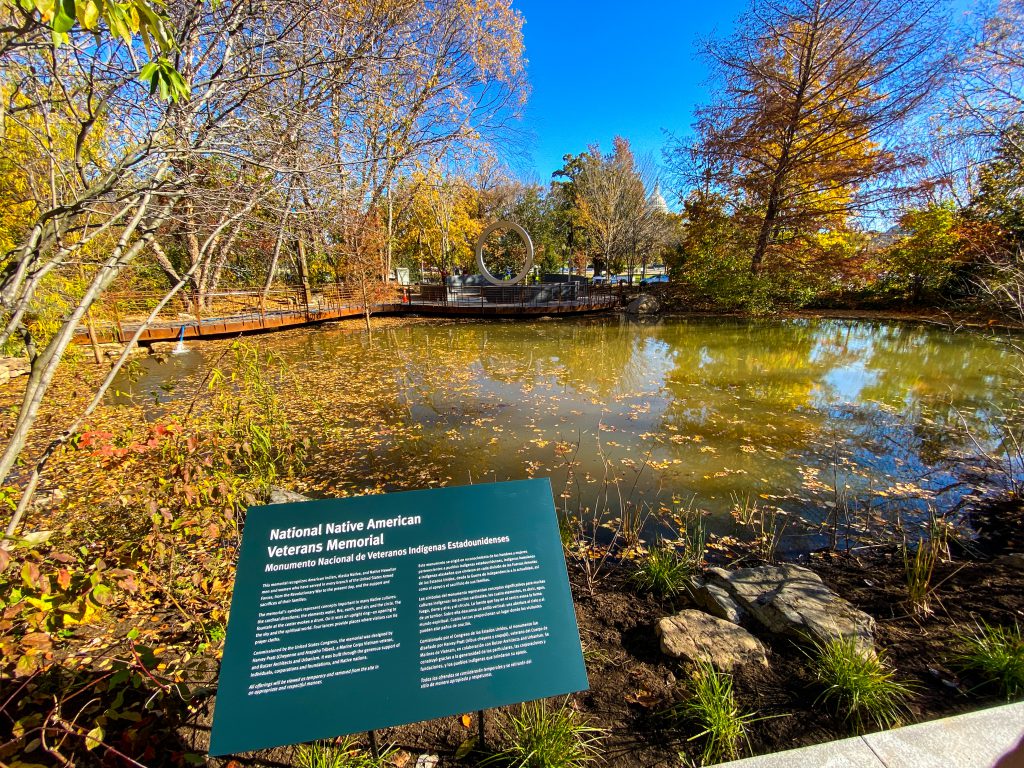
[705,565,875,654]
[656,609,769,671]
[626,295,659,315]
[690,577,746,624]
[267,486,312,504]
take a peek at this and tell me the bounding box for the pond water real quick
[120,316,1022,551]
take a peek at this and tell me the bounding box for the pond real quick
[120,316,1022,552]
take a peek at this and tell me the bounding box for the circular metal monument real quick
[474,220,534,286]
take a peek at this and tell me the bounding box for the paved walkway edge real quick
[713,701,1024,768]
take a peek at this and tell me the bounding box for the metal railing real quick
[80,281,623,344]
[405,282,623,311]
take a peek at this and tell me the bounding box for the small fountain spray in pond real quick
[173,325,187,354]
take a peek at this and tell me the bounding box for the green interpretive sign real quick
[209,478,588,756]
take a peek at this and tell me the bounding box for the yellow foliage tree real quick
[400,171,482,280]
[678,0,946,274]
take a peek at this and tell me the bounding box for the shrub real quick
[675,661,757,765]
[487,699,604,768]
[810,638,913,733]
[954,621,1024,699]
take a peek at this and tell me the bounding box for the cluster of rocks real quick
[656,564,876,672]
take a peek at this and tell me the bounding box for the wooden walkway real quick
[77,283,624,345]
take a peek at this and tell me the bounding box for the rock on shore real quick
[705,564,875,654]
[656,609,768,671]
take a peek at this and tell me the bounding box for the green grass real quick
[676,661,758,765]
[903,540,936,615]
[629,540,693,597]
[295,737,394,768]
[486,699,605,768]
[558,512,578,550]
[809,638,914,733]
[902,519,947,616]
[954,621,1024,700]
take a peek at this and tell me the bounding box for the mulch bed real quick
[573,551,1021,767]
[293,539,1021,768]
[13,499,1023,768]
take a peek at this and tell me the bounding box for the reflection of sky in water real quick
[815,363,880,405]
[115,317,1023,550]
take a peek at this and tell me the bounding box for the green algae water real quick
[123,316,1022,550]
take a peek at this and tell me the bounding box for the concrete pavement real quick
[714,702,1024,768]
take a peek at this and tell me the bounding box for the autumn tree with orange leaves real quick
[674,0,949,276]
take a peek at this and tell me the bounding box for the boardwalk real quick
[77,282,624,345]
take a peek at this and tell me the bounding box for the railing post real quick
[193,291,203,337]
[85,307,102,363]
[112,300,124,344]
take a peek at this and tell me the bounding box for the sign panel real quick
[209,478,588,756]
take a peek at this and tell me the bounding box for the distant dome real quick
[648,182,669,214]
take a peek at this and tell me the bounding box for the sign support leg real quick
[477,709,486,751]
[367,730,379,759]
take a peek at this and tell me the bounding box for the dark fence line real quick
[410,282,622,310]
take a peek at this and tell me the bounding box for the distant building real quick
[648,182,669,215]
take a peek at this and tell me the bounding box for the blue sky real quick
[510,0,750,190]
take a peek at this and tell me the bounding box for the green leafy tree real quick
[972,124,1024,246]
[883,202,963,303]
[1,0,188,101]
[551,153,591,273]
[672,191,754,308]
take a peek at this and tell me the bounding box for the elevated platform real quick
[75,283,623,345]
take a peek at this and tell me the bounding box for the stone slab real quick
[267,486,312,504]
[706,564,875,654]
[711,702,1024,768]
[862,702,1024,768]
[711,735,885,767]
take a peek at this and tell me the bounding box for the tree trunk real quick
[751,186,783,275]
[262,208,292,300]
[0,190,176,495]
[4,245,199,544]
[297,235,312,308]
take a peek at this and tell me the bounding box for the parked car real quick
[640,274,669,286]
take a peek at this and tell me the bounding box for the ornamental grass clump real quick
[676,661,757,765]
[902,515,948,616]
[629,540,693,597]
[487,699,605,768]
[955,621,1024,700]
[295,737,394,768]
[810,638,913,733]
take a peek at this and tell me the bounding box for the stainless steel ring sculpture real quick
[474,220,535,286]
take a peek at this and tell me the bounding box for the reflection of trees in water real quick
[651,319,1021,534]
[659,319,844,441]
[403,316,659,400]
[856,323,1017,440]
[250,317,1020,542]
